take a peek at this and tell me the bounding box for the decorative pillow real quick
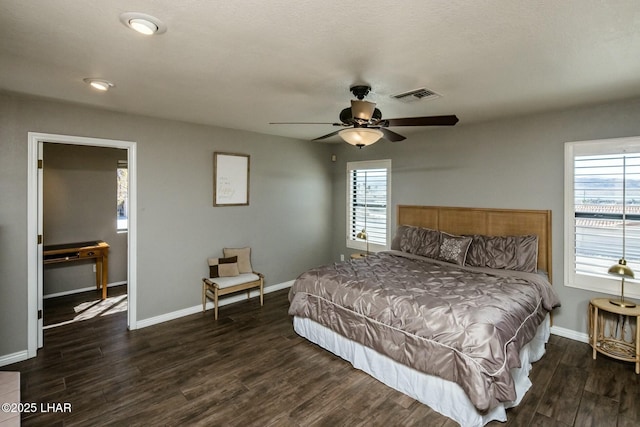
[223,247,253,273]
[208,256,239,278]
[465,235,538,273]
[437,232,472,266]
[389,225,407,250]
[392,225,441,259]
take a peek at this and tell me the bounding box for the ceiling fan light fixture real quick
[339,128,383,148]
[351,100,376,121]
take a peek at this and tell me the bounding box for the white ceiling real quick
[1,1,639,142]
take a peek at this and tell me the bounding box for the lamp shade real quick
[608,258,635,278]
[339,128,383,148]
[351,100,376,120]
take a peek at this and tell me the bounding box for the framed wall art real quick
[213,152,250,206]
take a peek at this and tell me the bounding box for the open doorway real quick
[27,133,137,357]
[42,144,128,329]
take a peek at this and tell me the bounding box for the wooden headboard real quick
[397,205,552,280]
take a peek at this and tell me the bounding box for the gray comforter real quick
[288,250,560,412]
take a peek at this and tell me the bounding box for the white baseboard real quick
[136,280,295,329]
[0,350,29,368]
[550,325,589,343]
[44,281,127,299]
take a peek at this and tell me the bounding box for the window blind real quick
[573,153,640,278]
[346,160,391,251]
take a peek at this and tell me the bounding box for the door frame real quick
[27,132,138,357]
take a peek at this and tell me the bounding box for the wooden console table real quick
[589,297,640,374]
[44,240,110,299]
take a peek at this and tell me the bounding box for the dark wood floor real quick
[4,288,640,426]
[43,285,128,327]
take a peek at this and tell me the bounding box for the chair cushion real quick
[208,273,260,289]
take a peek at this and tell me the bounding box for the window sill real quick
[565,278,640,300]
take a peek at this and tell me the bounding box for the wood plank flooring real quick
[43,285,128,327]
[3,288,640,426]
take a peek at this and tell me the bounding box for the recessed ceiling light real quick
[119,12,167,35]
[83,78,115,91]
[129,18,158,35]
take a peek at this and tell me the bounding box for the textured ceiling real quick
[1,1,639,142]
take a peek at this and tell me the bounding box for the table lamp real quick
[608,259,636,308]
[357,229,369,257]
[608,155,636,308]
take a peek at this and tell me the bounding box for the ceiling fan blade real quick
[270,122,344,126]
[379,128,406,142]
[382,115,459,127]
[312,130,341,141]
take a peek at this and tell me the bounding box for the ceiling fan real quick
[270,85,459,148]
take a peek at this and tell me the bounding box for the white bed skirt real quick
[293,315,550,427]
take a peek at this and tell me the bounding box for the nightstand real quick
[350,253,368,260]
[588,297,640,374]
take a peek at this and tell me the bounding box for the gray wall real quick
[330,97,640,335]
[4,88,640,360]
[0,91,333,358]
[42,144,128,296]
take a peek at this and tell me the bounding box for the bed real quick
[288,205,561,427]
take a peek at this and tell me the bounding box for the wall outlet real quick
[340,254,344,261]
[93,265,96,273]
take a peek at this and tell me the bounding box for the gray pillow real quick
[392,225,441,259]
[465,235,538,273]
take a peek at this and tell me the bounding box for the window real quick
[565,137,640,298]
[346,160,391,252]
[117,159,128,232]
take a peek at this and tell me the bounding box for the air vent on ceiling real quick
[390,87,441,103]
